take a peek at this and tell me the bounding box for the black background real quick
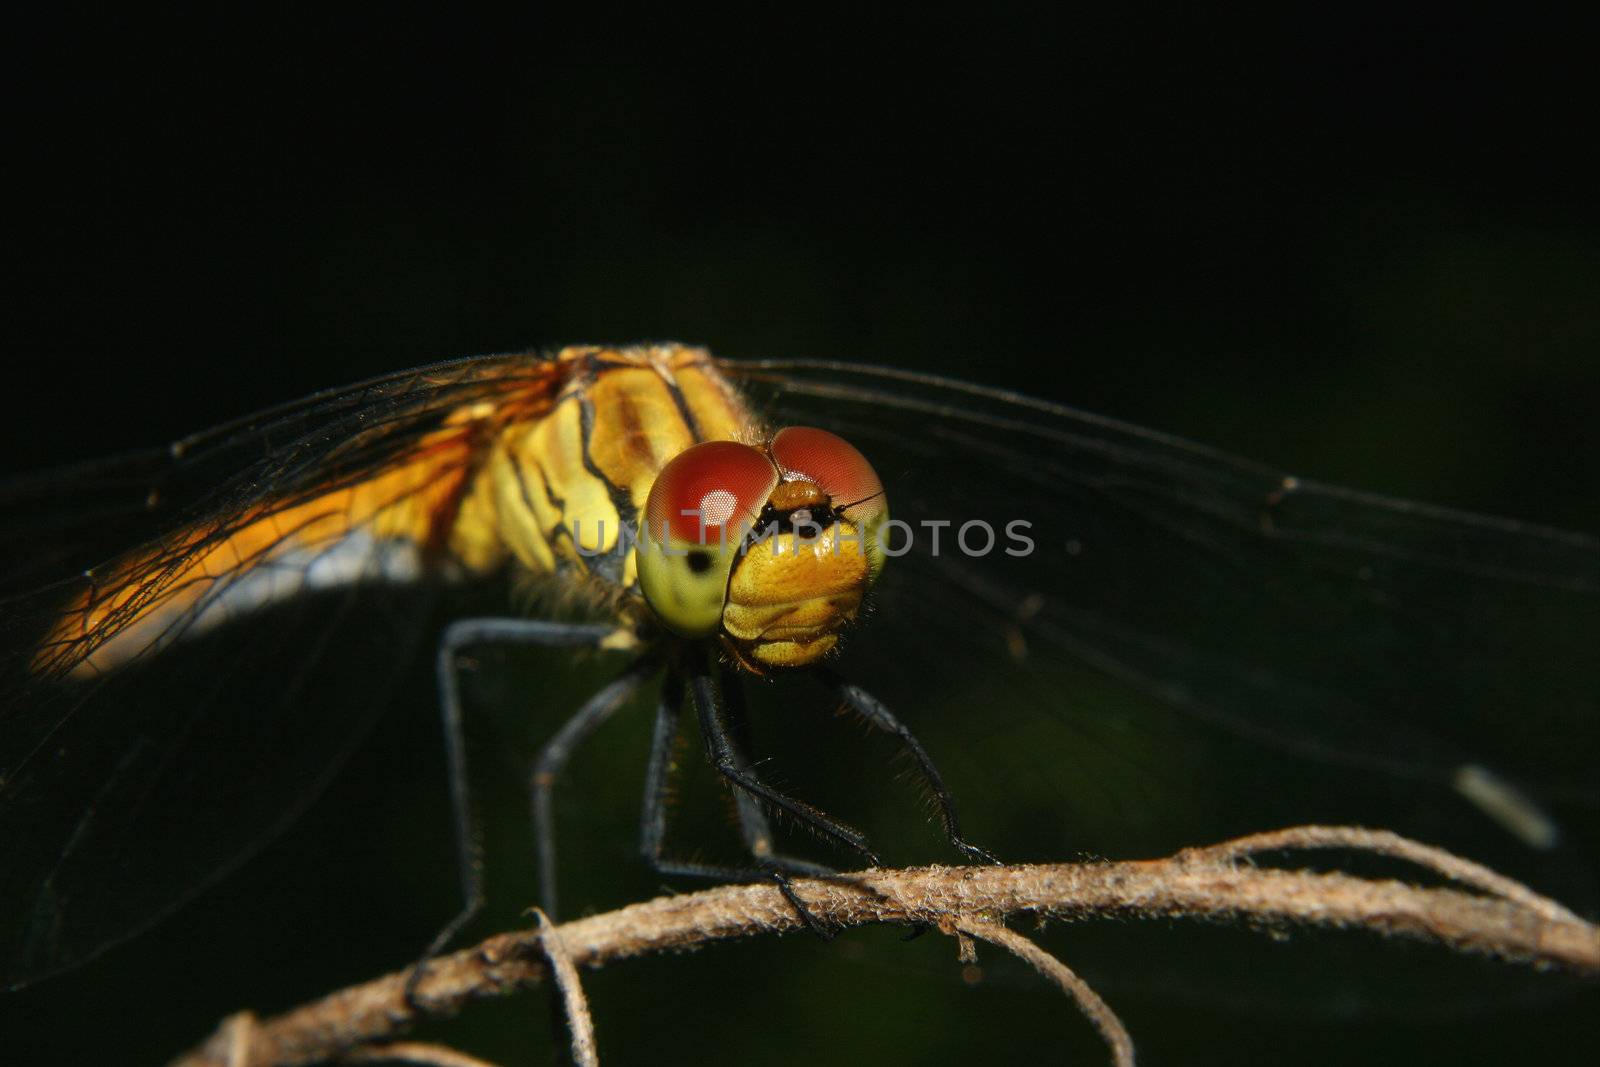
[3,8,1597,1065]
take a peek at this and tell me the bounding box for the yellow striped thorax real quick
[454,345,890,669]
[446,345,750,589]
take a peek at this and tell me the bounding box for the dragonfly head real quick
[636,427,888,670]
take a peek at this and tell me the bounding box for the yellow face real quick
[636,427,887,670]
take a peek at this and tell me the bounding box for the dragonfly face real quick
[0,344,1595,1026]
[637,428,889,669]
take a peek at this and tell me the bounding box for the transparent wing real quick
[0,352,567,988]
[726,359,1600,917]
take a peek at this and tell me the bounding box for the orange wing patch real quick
[33,359,575,680]
[35,429,476,679]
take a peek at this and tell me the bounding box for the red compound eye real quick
[769,426,884,520]
[644,440,778,546]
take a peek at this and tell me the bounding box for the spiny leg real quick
[638,665,756,883]
[688,647,881,866]
[637,666,744,881]
[639,664,841,880]
[715,661,839,937]
[530,655,658,920]
[717,658,836,878]
[824,669,1001,866]
[413,617,624,998]
[637,666,834,938]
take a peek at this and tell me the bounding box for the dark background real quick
[3,8,1597,1065]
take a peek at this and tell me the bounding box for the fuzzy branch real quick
[171,826,1600,1067]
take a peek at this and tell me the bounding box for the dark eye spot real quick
[687,550,713,574]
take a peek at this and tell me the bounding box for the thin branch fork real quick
[171,826,1600,1067]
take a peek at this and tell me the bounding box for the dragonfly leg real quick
[637,667,835,938]
[717,665,840,938]
[530,656,657,920]
[410,616,625,1001]
[827,671,1002,866]
[639,666,753,880]
[688,650,882,867]
[718,661,837,877]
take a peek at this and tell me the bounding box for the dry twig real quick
[951,917,1136,1067]
[531,909,598,1067]
[169,825,1600,1067]
[343,1041,505,1067]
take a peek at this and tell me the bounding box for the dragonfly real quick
[0,343,1596,1007]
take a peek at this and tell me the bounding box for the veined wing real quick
[0,352,568,988]
[5,348,1594,1004]
[727,359,1599,910]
